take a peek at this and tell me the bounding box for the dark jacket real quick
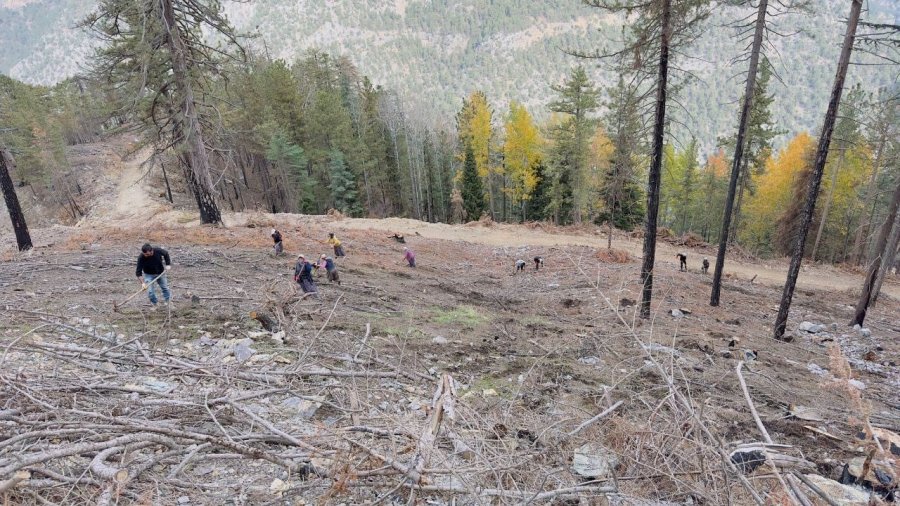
[294,260,313,282]
[136,248,171,277]
[272,231,282,244]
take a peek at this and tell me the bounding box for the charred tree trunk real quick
[852,179,900,325]
[160,0,221,224]
[0,149,33,251]
[161,161,174,203]
[774,0,861,339]
[870,210,900,306]
[639,0,671,318]
[710,0,767,307]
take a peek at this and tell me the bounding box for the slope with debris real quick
[0,144,898,505]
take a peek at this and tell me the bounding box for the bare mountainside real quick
[1,0,897,146]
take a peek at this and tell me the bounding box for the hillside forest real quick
[0,0,898,299]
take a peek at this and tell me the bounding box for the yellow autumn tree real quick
[740,132,815,253]
[581,127,614,220]
[816,143,873,259]
[455,91,495,215]
[502,101,543,216]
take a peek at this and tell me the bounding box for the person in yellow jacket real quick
[327,233,346,257]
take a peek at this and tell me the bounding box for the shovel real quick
[114,271,166,312]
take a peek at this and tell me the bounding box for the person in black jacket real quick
[135,243,172,308]
[271,229,284,256]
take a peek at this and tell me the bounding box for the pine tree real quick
[599,76,645,235]
[328,149,362,216]
[82,0,244,224]
[546,66,599,225]
[460,144,485,221]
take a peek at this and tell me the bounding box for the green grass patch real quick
[432,305,488,328]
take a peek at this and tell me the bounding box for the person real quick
[702,257,710,274]
[327,233,345,257]
[533,256,544,271]
[676,253,687,272]
[388,232,406,244]
[314,254,328,276]
[515,259,526,273]
[293,254,318,296]
[271,229,283,256]
[403,247,416,268]
[135,243,171,309]
[323,255,340,285]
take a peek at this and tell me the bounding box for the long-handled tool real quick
[113,271,166,312]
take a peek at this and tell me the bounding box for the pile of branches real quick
[0,310,621,504]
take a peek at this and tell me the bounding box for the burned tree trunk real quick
[852,179,900,325]
[774,0,862,340]
[870,210,900,306]
[639,0,671,318]
[710,0,768,307]
[0,149,33,251]
[160,0,221,224]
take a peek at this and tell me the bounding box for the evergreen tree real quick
[599,76,645,233]
[267,132,314,212]
[527,162,551,221]
[460,144,485,220]
[546,66,599,225]
[328,149,362,216]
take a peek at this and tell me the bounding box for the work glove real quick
[165,265,171,271]
[141,283,148,290]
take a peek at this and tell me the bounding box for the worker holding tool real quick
[135,243,172,309]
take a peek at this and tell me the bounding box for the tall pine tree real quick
[460,144,485,221]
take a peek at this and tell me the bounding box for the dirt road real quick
[334,217,900,300]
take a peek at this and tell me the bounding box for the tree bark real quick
[852,179,900,324]
[640,0,671,318]
[811,152,843,261]
[710,0,767,307]
[774,0,861,339]
[161,161,174,203]
[0,149,33,251]
[870,209,900,306]
[160,0,221,224]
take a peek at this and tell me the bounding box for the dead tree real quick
[710,0,769,307]
[852,178,900,326]
[0,149,33,251]
[773,0,863,340]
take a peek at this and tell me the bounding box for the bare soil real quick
[1,141,898,505]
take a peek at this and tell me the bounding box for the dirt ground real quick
[1,141,898,504]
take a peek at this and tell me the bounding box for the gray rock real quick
[859,328,871,338]
[432,335,448,345]
[807,363,828,377]
[578,356,601,366]
[233,338,256,362]
[177,496,191,504]
[573,443,620,478]
[798,321,825,333]
[801,474,870,505]
[670,308,684,318]
[281,396,323,420]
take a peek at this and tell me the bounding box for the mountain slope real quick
[1,0,897,148]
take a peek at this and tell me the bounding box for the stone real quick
[847,379,865,390]
[269,478,289,495]
[578,356,601,366]
[432,335,448,345]
[233,338,256,362]
[798,321,825,333]
[788,404,825,422]
[743,349,758,362]
[482,388,498,397]
[177,496,191,504]
[281,396,323,420]
[807,363,828,377]
[802,474,870,505]
[859,328,871,338]
[573,443,620,478]
[671,309,684,318]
